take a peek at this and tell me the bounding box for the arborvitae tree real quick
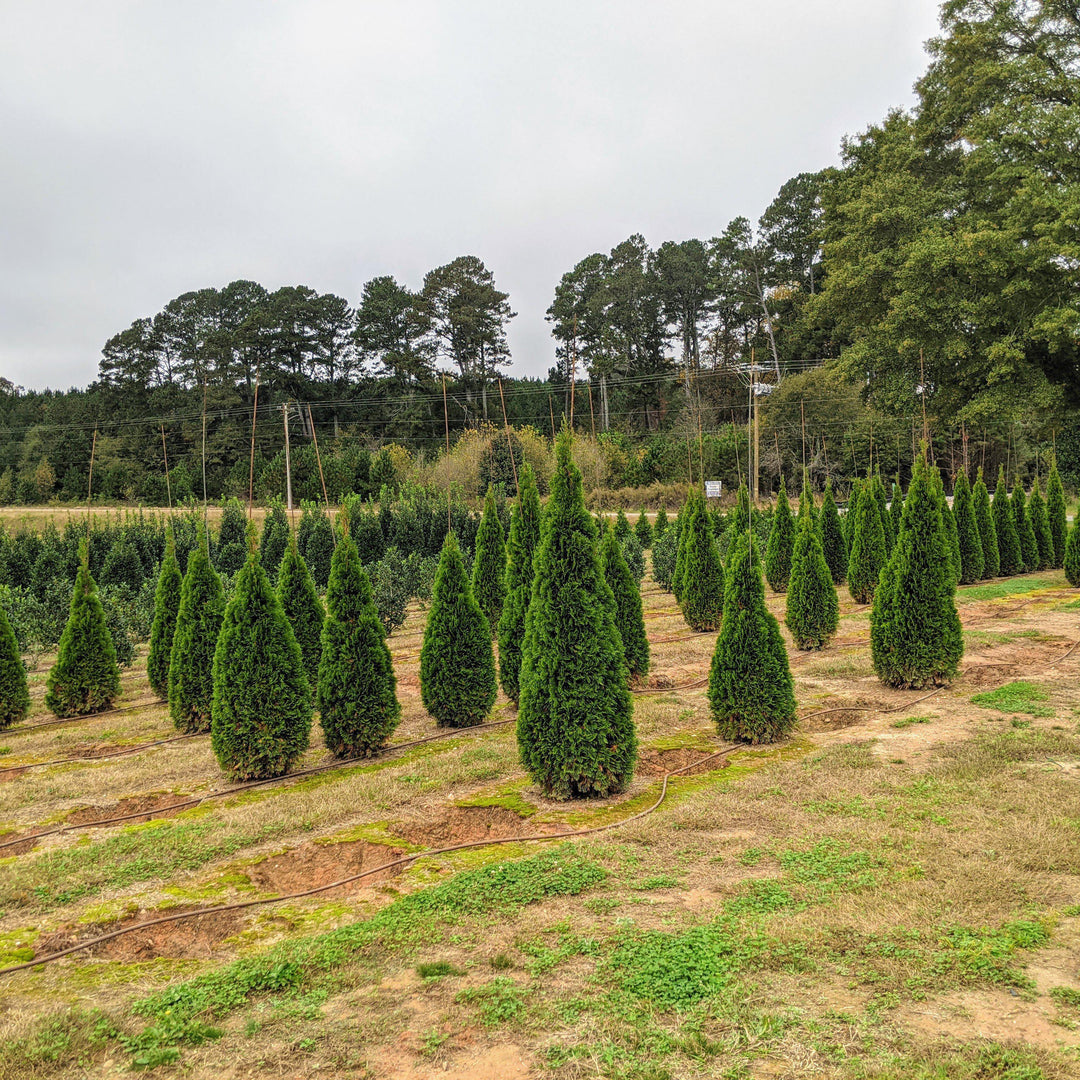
[517,428,636,798]
[873,473,894,555]
[943,493,962,587]
[1028,477,1054,571]
[277,535,325,688]
[871,457,964,689]
[217,497,248,573]
[317,531,400,756]
[653,506,669,541]
[890,480,904,544]
[1012,479,1039,573]
[101,537,143,590]
[601,525,650,677]
[952,471,984,585]
[797,472,816,525]
[0,597,30,729]
[634,508,652,548]
[146,528,183,698]
[259,496,290,582]
[1064,510,1080,587]
[677,492,725,631]
[785,504,839,649]
[652,523,680,592]
[211,549,311,780]
[820,479,848,585]
[847,476,887,603]
[297,502,335,589]
[843,480,862,549]
[471,486,507,632]
[993,468,1022,575]
[498,464,543,703]
[671,496,693,602]
[973,468,999,578]
[620,532,646,584]
[421,532,497,727]
[169,532,225,733]
[764,477,795,593]
[708,532,796,743]
[613,509,631,542]
[45,543,121,717]
[1046,462,1068,568]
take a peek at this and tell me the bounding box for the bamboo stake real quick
[308,405,330,513]
[497,378,519,492]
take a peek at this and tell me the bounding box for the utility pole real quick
[283,402,293,514]
[750,351,760,503]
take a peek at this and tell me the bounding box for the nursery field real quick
[1,564,1079,1079]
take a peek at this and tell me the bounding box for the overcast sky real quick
[1,0,942,391]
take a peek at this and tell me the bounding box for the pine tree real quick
[873,473,894,555]
[0,597,30,729]
[764,477,794,593]
[317,531,400,756]
[497,464,543,703]
[421,532,497,727]
[634,508,652,548]
[211,549,311,780]
[517,428,636,798]
[677,492,725,632]
[820,479,848,585]
[613,509,631,542]
[1046,462,1068,568]
[216,497,248,574]
[1012,479,1039,573]
[169,531,225,733]
[871,457,964,689]
[146,527,182,698]
[45,543,121,717]
[1064,509,1080,587]
[992,468,1022,576]
[601,525,650,677]
[471,486,507,632]
[973,468,999,578]
[277,535,325,688]
[1028,477,1054,571]
[847,476,887,603]
[708,533,796,743]
[890,480,904,544]
[653,506,669,541]
[259,496,290,582]
[785,504,839,649]
[952,471,984,585]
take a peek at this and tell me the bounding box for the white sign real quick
[705,481,722,499]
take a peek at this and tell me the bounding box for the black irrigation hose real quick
[5,697,168,738]
[0,732,202,778]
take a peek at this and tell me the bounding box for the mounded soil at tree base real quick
[392,804,571,847]
[636,745,730,777]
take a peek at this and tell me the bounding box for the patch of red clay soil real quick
[957,640,1068,688]
[394,805,570,847]
[65,792,191,826]
[365,1041,531,1080]
[0,829,42,855]
[247,838,407,896]
[637,746,729,777]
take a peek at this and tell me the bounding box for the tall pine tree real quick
[0,596,30,729]
[992,467,1021,576]
[677,492,725,632]
[764,477,794,593]
[1046,461,1068,569]
[972,468,999,578]
[952,471,984,585]
[471,486,507,632]
[785,506,839,650]
[277,535,325,688]
[601,525,650,678]
[498,465,543,703]
[147,527,183,699]
[1028,477,1054,571]
[820,479,848,585]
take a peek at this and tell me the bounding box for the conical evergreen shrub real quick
[169,532,225,733]
[764,477,794,593]
[992,468,1021,575]
[952,471,984,585]
[634,508,652,548]
[1012,480,1039,573]
[277,535,325,688]
[651,522,680,592]
[317,532,400,756]
[873,473,894,555]
[620,531,646,584]
[217,498,248,574]
[653,506,669,541]
[0,597,30,729]
[601,525,649,677]
[797,473,816,525]
[297,501,335,589]
[517,428,636,798]
[613,509,631,542]
[671,496,693,602]
[498,464,543,703]
[785,508,839,650]
[973,468,998,578]
[1046,462,1068,568]
[211,549,311,780]
[843,480,862,549]
[708,532,796,743]
[820,479,848,585]
[147,528,183,698]
[942,493,961,587]
[677,493,725,632]
[847,476,887,603]
[890,481,904,544]
[259,496,290,582]
[45,543,121,717]
[871,457,963,689]
[1064,510,1080,587]
[421,532,497,727]
[1028,478,1054,571]
[471,486,507,632]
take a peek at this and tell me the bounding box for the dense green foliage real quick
[0,596,30,728]
[619,531,646,584]
[785,508,839,650]
[471,486,507,632]
[676,492,725,632]
[1027,478,1054,571]
[847,475,887,603]
[889,481,904,546]
[297,501,336,589]
[652,506,669,540]
[872,473,893,556]
[517,429,637,798]
[763,478,794,593]
[277,537,325,688]
[420,532,497,727]
[671,498,691,602]
[600,525,650,678]
[217,498,248,573]
[952,471,984,585]
[146,529,182,698]
[651,522,679,593]
[819,479,847,585]
[259,497,290,582]
[633,508,652,548]
[972,469,998,579]
[1046,462,1068,568]
[1065,511,1080,587]
[211,550,311,780]
[992,469,1022,576]
[317,532,400,757]
[1011,480,1039,573]
[942,491,961,587]
[613,509,631,542]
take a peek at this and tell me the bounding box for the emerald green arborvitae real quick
[992,467,1022,575]
[651,521,679,592]
[797,473,816,525]
[277,535,325,688]
[471,486,507,632]
[168,532,225,733]
[671,496,693,602]
[146,528,183,698]
[1064,508,1080,587]
[873,473,894,555]
[298,502,336,589]
[259,496,290,582]
[847,476,887,604]
[317,532,400,756]
[871,457,964,689]
[677,492,725,632]
[216,497,248,573]
[634,508,652,548]
[211,550,311,780]
[613,509,631,542]
[517,428,637,798]
[601,525,650,677]
[952,471,984,585]
[972,468,998,578]
[764,477,794,593]
[708,533,796,743]
[497,464,542,703]
[1046,462,1068,568]
[1028,477,1054,571]
[820,479,848,585]
[843,480,861,549]
[0,597,30,728]
[1012,480,1039,573]
[785,508,839,650]
[45,543,121,718]
[421,532,497,727]
[890,481,904,544]
[942,487,961,587]
[653,506,669,540]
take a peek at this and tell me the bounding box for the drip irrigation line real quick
[0,732,201,778]
[7,697,167,738]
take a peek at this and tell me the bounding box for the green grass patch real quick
[416,960,462,979]
[456,976,526,1025]
[1055,597,1080,611]
[971,681,1054,718]
[890,715,932,729]
[956,575,1061,602]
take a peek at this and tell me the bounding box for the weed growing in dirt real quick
[890,715,932,728]
[971,681,1054,718]
[456,976,526,1025]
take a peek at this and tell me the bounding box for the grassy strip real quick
[970,681,1054,718]
[956,576,1062,602]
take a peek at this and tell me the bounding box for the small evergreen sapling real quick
[676,492,725,631]
[708,533,796,743]
[763,477,794,593]
[1012,479,1039,573]
[211,549,311,780]
[0,597,30,729]
[1028,477,1054,571]
[847,476,887,603]
[277,535,325,688]
[147,528,183,698]
[952,471,984,585]
[217,497,248,573]
[1064,507,1080,587]
[471,486,507,632]
[785,508,839,650]
[972,468,998,578]
[671,496,693,602]
[498,464,542,703]
[634,508,652,548]
[297,501,335,589]
[820,479,848,585]
[613,509,631,542]
[1046,462,1068,568]
[601,525,650,677]
[651,523,680,592]
[992,468,1021,576]
[620,531,646,585]
[259,496,290,582]
[653,506,669,541]
[421,532,497,727]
